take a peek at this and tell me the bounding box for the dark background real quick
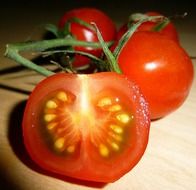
[1,0,195,55]
[1,0,196,35]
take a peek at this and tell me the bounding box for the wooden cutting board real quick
[0,59,196,190]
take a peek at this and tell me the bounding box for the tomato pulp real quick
[23,72,150,182]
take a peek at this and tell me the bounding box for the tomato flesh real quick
[23,72,150,182]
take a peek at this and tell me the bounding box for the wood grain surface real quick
[0,1,196,189]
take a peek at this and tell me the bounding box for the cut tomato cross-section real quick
[23,72,150,182]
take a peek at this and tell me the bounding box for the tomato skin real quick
[22,72,150,182]
[117,12,179,42]
[58,8,117,67]
[118,31,194,120]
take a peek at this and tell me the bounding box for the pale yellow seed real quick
[46,122,57,130]
[46,100,57,109]
[116,113,130,124]
[111,142,120,151]
[54,138,65,150]
[108,104,122,112]
[67,145,75,153]
[110,124,123,134]
[44,114,56,122]
[57,91,68,102]
[99,144,109,157]
[97,97,112,107]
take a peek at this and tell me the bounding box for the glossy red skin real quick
[22,72,150,182]
[58,8,117,67]
[117,12,179,42]
[118,31,194,120]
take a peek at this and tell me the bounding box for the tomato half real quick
[58,8,117,67]
[117,12,179,42]
[23,72,150,182]
[118,31,194,120]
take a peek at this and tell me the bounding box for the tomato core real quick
[40,81,134,158]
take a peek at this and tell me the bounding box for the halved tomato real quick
[23,72,150,182]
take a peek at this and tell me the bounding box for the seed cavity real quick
[44,114,56,122]
[42,90,80,155]
[42,92,134,157]
[99,144,109,157]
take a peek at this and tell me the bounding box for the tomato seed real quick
[99,144,109,157]
[47,122,57,130]
[116,113,130,124]
[110,124,123,134]
[67,145,75,153]
[44,114,56,122]
[97,97,112,107]
[110,142,120,151]
[54,137,65,150]
[46,100,58,109]
[108,104,122,112]
[56,91,68,102]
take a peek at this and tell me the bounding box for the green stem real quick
[6,38,111,52]
[42,49,109,72]
[69,17,95,31]
[42,49,106,65]
[4,38,113,76]
[5,46,54,76]
[113,15,164,59]
[92,23,122,74]
[152,18,170,32]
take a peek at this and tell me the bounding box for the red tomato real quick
[23,72,150,182]
[58,8,117,67]
[117,12,179,42]
[118,31,194,120]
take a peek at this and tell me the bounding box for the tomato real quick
[117,12,179,42]
[22,72,150,182]
[118,31,194,120]
[58,8,117,67]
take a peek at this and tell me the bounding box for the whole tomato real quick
[117,12,179,43]
[23,72,150,182]
[118,31,194,120]
[58,7,117,67]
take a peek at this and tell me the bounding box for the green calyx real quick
[128,12,171,32]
